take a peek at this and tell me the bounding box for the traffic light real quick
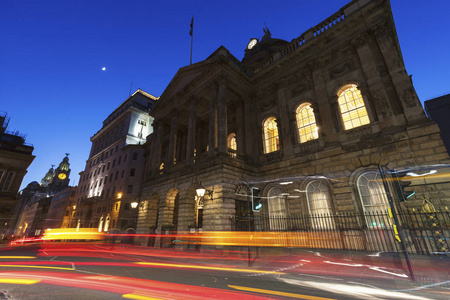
[393,171,415,201]
[251,187,262,212]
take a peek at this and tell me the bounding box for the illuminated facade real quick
[72,89,157,233]
[136,0,450,245]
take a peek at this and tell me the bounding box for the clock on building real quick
[58,173,67,180]
[247,38,258,50]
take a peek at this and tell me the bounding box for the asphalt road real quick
[0,243,448,299]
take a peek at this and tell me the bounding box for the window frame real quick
[295,102,319,143]
[337,84,371,130]
[262,116,280,154]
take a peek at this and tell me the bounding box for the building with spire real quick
[40,165,54,187]
[46,154,71,194]
[12,154,72,237]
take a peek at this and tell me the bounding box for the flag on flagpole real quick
[189,17,194,36]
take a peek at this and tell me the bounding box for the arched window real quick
[104,215,110,232]
[227,133,237,158]
[267,187,287,230]
[98,216,104,232]
[357,171,389,214]
[306,181,333,215]
[227,133,236,150]
[306,181,334,229]
[263,117,280,154]
[296,103,319,143]
[338,84,370,130]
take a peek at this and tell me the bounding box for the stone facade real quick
[136,0,450,245]
[0,113,35,236]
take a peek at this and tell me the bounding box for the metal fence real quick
[230,209,450,255]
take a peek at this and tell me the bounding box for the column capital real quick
[170,109,180,117]
[207,81,218,90]
[274,77,287,89]
[187,96,199,106]
[215,74,228,86]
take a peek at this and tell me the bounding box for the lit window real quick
[338,84,370,130]
[296,103,318,143]
[227,133,237,151]
[227,133,237,158]
[263,117,280,154]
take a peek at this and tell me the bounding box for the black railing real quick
[230,209,450,255]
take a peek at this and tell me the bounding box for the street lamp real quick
[196,182,213,200]
[130,201,139,209]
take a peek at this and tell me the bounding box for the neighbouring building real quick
[135,0,450,251]
[45,186,77,230]
[72,89,157,234]
[12,154,73,237]
[424,94,450,155]
[0,112,35,237]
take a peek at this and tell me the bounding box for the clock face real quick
[58,173,67,180]
[247,38,258,50]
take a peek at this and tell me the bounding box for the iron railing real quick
[230,209,450,255]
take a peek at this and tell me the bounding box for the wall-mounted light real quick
[196,182,214,200]
[117,193,123,199]
[130,201,138,209]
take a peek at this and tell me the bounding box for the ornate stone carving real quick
[329,61,354,79]
[257,86,277,111]
[343,126,372,140]
[402,87,419,108]
[350,32,370,48]
[290,76,311,97]
[309,57,324,72]
[265,151,283,162]
[296,139,320,154]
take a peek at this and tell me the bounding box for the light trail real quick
[228,285,336,300]
[135,262,284,274]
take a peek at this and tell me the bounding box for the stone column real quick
[352,34,394,126]
[235,98,245,157]
[275,78,294,158]
[166,113,178,167]
[146,129,156,177]
[151,121,164,175]
[244,98,256,162]
[372,27,425,122]
[217,77,228,155]
[310,60,337,144]
[186,99,197,165]
[208,83,217,157]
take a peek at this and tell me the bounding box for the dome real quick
[241,27,289,69]
[28,181,40,187]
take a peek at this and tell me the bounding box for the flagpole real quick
[190,32,193,65]
[190,16,194,65]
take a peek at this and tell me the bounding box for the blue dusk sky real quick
[1,0,449,190]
